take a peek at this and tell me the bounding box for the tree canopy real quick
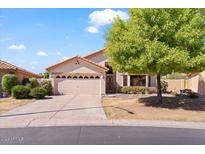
[105,9,205,76]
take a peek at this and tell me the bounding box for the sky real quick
[0,8,128,74]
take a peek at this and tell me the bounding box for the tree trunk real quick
[156,74,162,103]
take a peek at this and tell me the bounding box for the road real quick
[0,126,205,145]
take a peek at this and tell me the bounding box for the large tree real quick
[105,8,205,103]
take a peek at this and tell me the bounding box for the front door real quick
[106,74,115,93]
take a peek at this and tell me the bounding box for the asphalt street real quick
[0,126,205,145]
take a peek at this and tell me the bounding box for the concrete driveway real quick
[0,95,107,128]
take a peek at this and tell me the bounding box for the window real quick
[79,76,83,79]
[56,76,60,78]
[62,75,66,78]
[95,76,100,79]
[123,75,127,86]
[90,76,94,79]
[84,76,88,79]
[67,76,72,78]
[130,75,146,86]
[73,76,77,79]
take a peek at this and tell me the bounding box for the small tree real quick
[29,78,39,88]
[105,9,205,103]
[1,74,19,94]
[43,71,49,79]
[41,80,53,96]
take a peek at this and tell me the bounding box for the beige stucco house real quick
[46,48,157,95]
[0,60,42,85]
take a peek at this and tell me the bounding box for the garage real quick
[46,56,107,95]
[55,75,101,95]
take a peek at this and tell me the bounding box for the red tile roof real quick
[0,60,42,78]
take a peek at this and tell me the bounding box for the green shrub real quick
[2,74,19,94]
[30,87,47,99]
[40,80,53,96]
[29,78,39,88]
[11,85,31,99]
[161,80,168,93]
[43,71,49,79]
[120,86,147,94]
[25,83,32,89]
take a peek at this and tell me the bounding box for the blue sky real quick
[0,8,128,74]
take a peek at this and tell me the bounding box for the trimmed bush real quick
[12,85,31,99]
[2,74,19,94]
[29,78,39,88]
[120,86,147,94]
[40,80,53,96]
[147,87,157,94]
[30,87,47,99]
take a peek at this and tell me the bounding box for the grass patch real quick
[102,96,205,122]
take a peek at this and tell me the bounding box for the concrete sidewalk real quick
[1,117,205,129]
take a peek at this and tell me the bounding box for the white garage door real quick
[56,79,101,95]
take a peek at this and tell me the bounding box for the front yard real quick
[0,98,35,114]
[103,95,205,122]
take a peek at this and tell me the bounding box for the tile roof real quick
[0,60,42,78]
[84,48,106,59]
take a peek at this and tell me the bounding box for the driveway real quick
[0,95,107,128]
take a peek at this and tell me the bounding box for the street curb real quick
[1,119,205,130]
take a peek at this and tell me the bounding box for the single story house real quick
[46,48,157,95]
[0,60,42,85]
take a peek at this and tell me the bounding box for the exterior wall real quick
[166,79,186,92]
[186,75,199,93]
[116,72,123,87]
[49,58,105,75]
[150,76,157,87]
[101,73,106,94]
[165,72,205,96]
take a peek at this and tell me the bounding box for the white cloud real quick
[85,26,98,33]
[62,56,69,60]
[8,44,26,50]
[86,9,128,33]
[89,9,128,27]
[37,51,47,56]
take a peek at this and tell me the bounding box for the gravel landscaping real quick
[102,94,205,122]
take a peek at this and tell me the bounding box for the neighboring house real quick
[0,60,42,84]
[46,48,157,95]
